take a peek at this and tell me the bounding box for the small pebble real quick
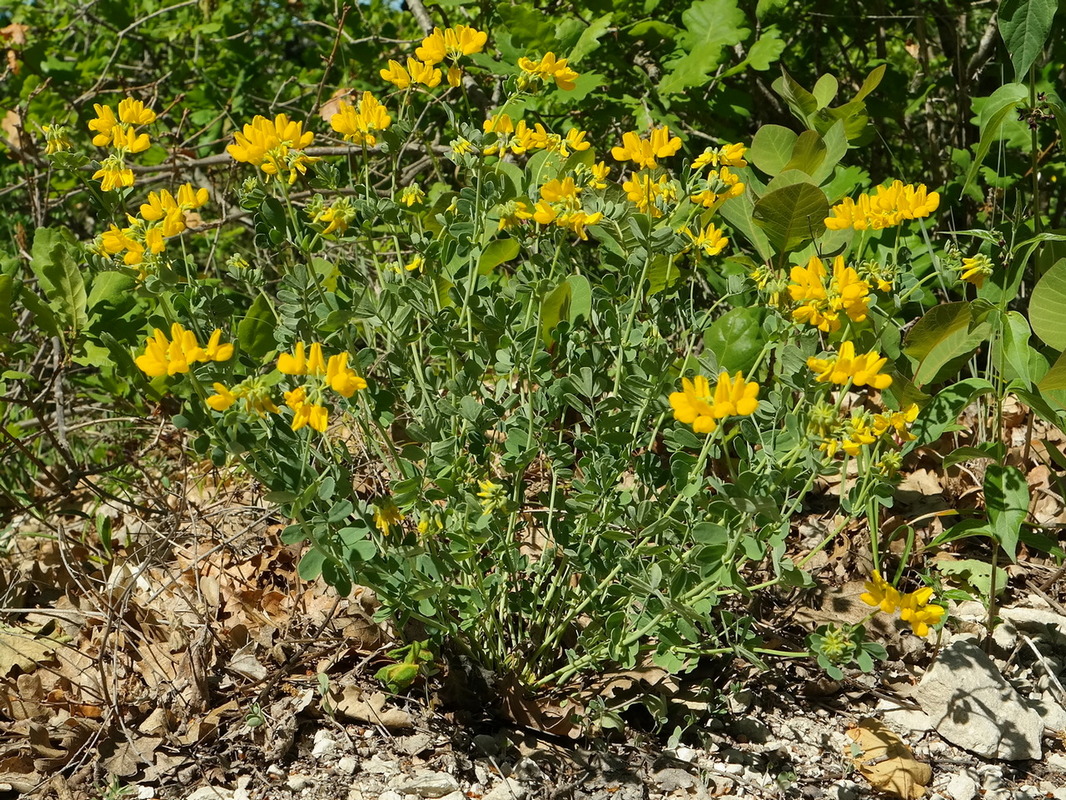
[286,774,313,792]
[337,756,358,775]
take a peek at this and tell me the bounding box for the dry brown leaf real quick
[332,686,413,730]
[0,625,56,676]
[319,88,354,121]
[846,718,931,800]
[0,24,29,45]
[102,736,162,778]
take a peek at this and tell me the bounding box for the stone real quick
[673,747,697,763]
[337,756,358,775]
[653,768,698,791]
[914,639,1043,760]
[945,772,977,800]
[364,755,401,776]
[390,771,460,798]
[1045,752,1066,774]
[186,788,234,800]
[472,734,500,756]
[266,765,286,781]
[311,731,338,759]
[377,793,404,800]
[876,697,933,733]
[482,778,528,800]
[286,774,313,792]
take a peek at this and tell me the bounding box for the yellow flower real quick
[860,571,901,614]
[326,352,368,397]
[959,254,993,289]
[787,255,870,333]
[557,210,602,240]
[380,59,412,89]
[689,165,745,209]
[374,499,403,535]
[806,341,892,389]
[415,25,488,65]
[284,386,329,433]
[311,197,356,236]
[176,183,210,210]
[41,124,72,155]
[406,57,442,88]
[277,341,327,376]
[206,382,237,411]
[447,66,463,87]
[92,155,134,191]
[682,223,728,257]
[117,97,157,126]
[110,123,151,154]
[477,479,507,513]
[206,379,279,417]
[330,92,392,147]
[88,104,119,147]
[899,587,946,637]
[404,255,424,272]
[692,142,748,170]
[227,113,318,183]
[669,372,759,434]
[622,171,677,218]
[134,323,231,378]
[588,161,610,189]
[539,176,581,206]
[611,127,682,170]
[517,51,579,91]
[399,185,425,207]
[839,414,876,456]
[872,404,919,440]
[825,180,940,231]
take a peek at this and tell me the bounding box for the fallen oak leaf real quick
[846,718,931,800]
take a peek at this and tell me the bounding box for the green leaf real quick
[1039,350,1066,391]
[298,548,327,581]
[962,83,1028,196]
[718,171,773,260]
[237,293,277,361]
[748,124,797,176]
[994,310,1037,388]
[704,308,767,373]
[87,271,135,309]
[772,69,819,123]
[569,13,613,64]
[566,274,592,322]
[935,558,1008,597]
[998,0,1056,82]
[30,227,87,335]
[746,27,784,71]
[659,0,749,95]
[984,465,1029,562]
[907,377,995,448]
[540,280,571,347]
[852,64,887,104]
[751,182,829,253]
[477,238,521,275]
[0,275,14,334]
[903,302,991,387]
[1030,257,1066,349]
[19,286,60,338]
[783,130,827,177]
[811,74,838,108]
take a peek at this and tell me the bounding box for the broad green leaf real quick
[569,13,613,64]
[646,255,683,295]
[478,238,521,275]
[998,0,1056,81]
[87,272,135,309]
[746,27,784,70]
[19,286,60,338]
[811,120,848,184]
[751,182,829,253]
[811,74,838,108]
[718,171,773,260]
[853,64,887,104]
[237,293,277,361]
[907,377,995,449]
[704,308,767,373]
[748,125,797,176]
[783,130,827,177]
[935,558,1008,598]
[30,227,87,335]
[540,280,571,346]
[996,310,1036,388]
[772,69,819,123]
[903,302,991,387]
[962,83,1028,196]
[0,275,14,334]
[1039,350,1066,391]
[984,464,1029,562]
[1030,257,1066,349]
[298,548,326,581]
[566,274,592,322]
[659,0,749,95]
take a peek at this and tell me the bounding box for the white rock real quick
[267,765,286,781]
[482,777,528,800]
[673,747,697,763]
[312,733,338,759]
[876,697,933,733]
[391,771,459,798]
[286,774,313,792]
[945,772,978,800]
[512,758,544,782]
[137,787,155,800]
[187,788,234,800]
[337,756,358,775]
[364,755,401,776]
[915,639,1043,760]
[435,793,465,800]
[377,793,404,800]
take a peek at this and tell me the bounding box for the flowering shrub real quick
[4,1,1066,718]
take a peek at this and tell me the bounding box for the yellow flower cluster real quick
[818,404,918,458]
[611,127,682,170]
[482,113,591,158]
[517,52,579,92]
[691,143,748,171]
[669,372,760,434]
[680,223,728,257]
[861,571,945,637]
[275,342,368,432]
[330,91,392,147]
[135,323,233,378]
[374,499,404,535]
[959,253,993,289]
[100,183,209,269]
[519,176,603,240]
[207,377,280,418]
[824,180,940,231]
[227,113,318,184]
[787,255,870,333]
[308,195,356,236]
[88,97,157,191]
[622,172,678,219]
[807,341,892,389]
[689,166,744,210]
[381,57,444,90]
[415,24,487,87]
